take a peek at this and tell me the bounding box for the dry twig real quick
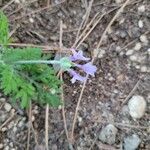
[45,104,49,150]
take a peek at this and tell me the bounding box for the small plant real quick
[0,11,97,109]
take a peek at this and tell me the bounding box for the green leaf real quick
[2,47,42,64]
[0,11,9,46]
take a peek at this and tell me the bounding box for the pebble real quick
[147,48,150,55]
[129,55,137,61]
[4,146,9,150]
[140,35,148,45]
[126,49,134,56]
[138,5,145,13]
[14,0,20,3]
[99,124,118,145]
[29,18,34,23]
[115,0,123,4]
[140,66,148,72]
[134,43,142,51]
[138,20,143,28]
[123,134,141,150]
[128,95,146,119]
[93,48,105,58]
[0,97,5,102]
[1,127,6,133]
[0,144,4,149]
[4,103,12,112]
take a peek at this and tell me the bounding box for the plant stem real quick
[14,60,60,65]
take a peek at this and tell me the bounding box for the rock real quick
[129,55,137,61]
[115,0,123,4]
[99,124,118,145]
[134,42,142,51]
[123,134,141,150]
[4,103,12,112]
[0,144,4,149]
[138,5,145,13]
[0,98,5,102]
[126,49,134,56]
[128,95,146,119]
[140,35,148,45]
[93,48,105,58]
[140,66,148,72]
[138,20,143,28]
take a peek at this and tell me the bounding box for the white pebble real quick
[1,127,7,132]
[4,103,12,112]
[29,18,34,23]
[0,144,4,149]
[128,95,146,119]
[32,116,35,122]
[134,42,142,51]
[140,35,148,45]
[140,66,147,72]
[138,20,143,28]
[78,116,82,122]
[0,98,5,102]
[129,55,137,61]
[14,0,20,3]
[138,5,145,13]
[147,48,150,54]
[126,49,134,56]
[115,0,123,4]
[4,146,9,150]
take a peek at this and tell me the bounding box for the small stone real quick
[115,0,123,4]
[14,0,20,3]
[129,55,137,61]
[147,48,150,54]
[18,120,24,128]
[134,43,142,51]
[29,18,34,23]
[78,116,82,123]
[138,20,143,28]
[32,116,35,122]
[126,49,134,56]
[140,35,148,45]
[93,48,105,58]
[4,146,9,150]
[128,95,146,119]
[99,124,118,145]
[123,134,141,150]
[138,5,145,13]
[0,98,5,102]
[1,127,7,132]
[0,144,4,149]
[4,103,12,112]
[140,66,147,72]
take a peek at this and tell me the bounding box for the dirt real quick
[0,0,150,150]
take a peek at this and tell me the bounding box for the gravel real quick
[123,134,141,150]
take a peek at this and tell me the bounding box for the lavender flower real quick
[68,49,97,83]
[68,69,86,83]
[70,48,90,61]
[75,62,97,77]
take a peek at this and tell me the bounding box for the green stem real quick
[14,60,60,65]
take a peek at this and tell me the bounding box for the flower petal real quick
[75,62,97,76]
[68,69,86,83]
[70,49,90,61]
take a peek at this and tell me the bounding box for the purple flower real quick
[75,62,97,77]
[70,49,90,61]
[68,69,86,83]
